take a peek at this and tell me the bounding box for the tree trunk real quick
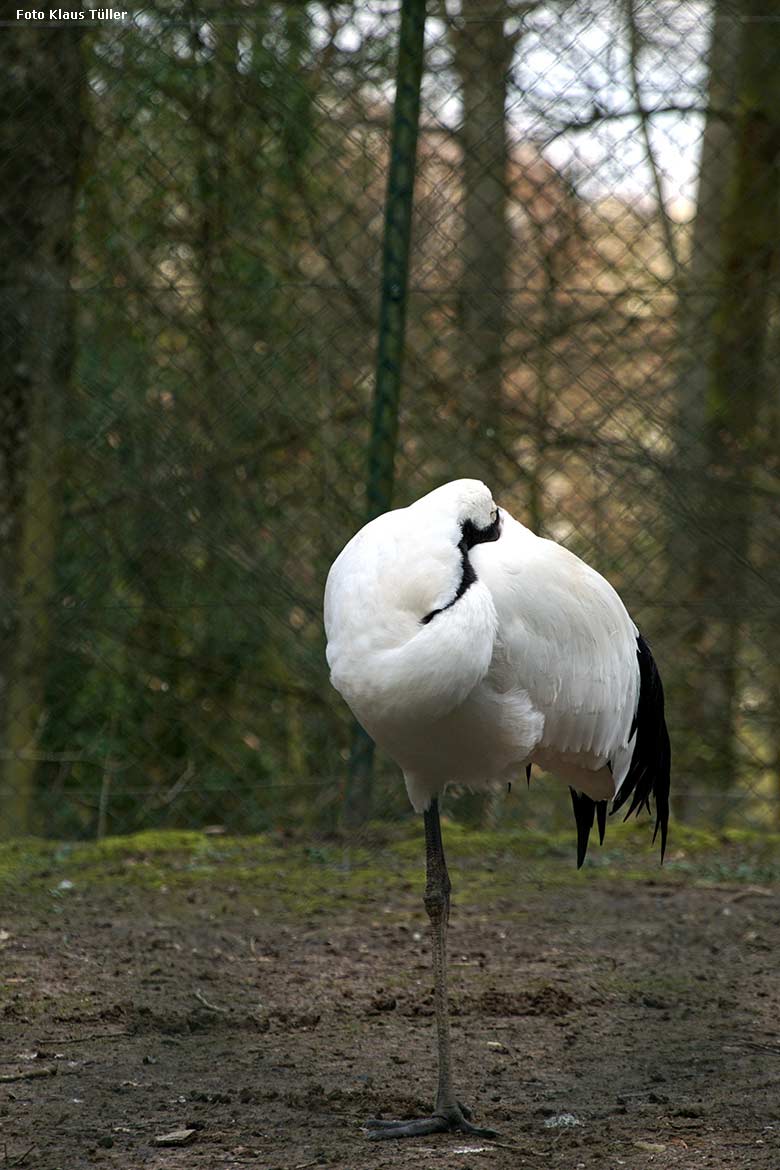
[193,21,240,767]
[665,0,741,820]
[452,1,516,483]
[671,0,780,826]
[0,29,86,836]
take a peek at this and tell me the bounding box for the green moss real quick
[1,822,777,918]
[0,836,60,885]
[596,970,699,1001]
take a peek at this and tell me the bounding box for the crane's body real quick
[324,479,670,1139]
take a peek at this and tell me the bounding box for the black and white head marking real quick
[421,509,502,625]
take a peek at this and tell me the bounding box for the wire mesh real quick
[1,0,779,840]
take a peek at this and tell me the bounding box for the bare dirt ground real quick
[1,829,779,1170]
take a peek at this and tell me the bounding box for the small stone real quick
[153,1128,197,1147]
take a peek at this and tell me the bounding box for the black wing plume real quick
[569,788,606,869]
[611,633,670,858]
[570,633,671,866]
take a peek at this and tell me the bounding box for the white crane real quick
[324,478,670,1140]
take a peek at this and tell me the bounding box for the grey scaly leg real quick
[364,798,497,1140]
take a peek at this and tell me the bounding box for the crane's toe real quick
[364,1103,497,1141]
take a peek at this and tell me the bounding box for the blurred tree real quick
[36,10,326,835]
[666,0,740,819]
[451,1,524,481]
[0,28,86,836]
[676,0,780,825]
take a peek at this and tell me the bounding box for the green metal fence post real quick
[342,0,427,828]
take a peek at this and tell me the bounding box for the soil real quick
[1,834,779,1169]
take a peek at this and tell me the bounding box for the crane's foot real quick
[364,1102,497,1141]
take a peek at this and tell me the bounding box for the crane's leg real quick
[364,798,497,1140]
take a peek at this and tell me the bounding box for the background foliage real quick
[2,0,779,841]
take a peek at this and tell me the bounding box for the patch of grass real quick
[594,968,701,1003]
[1,820,777,919]
[0,830,415,916]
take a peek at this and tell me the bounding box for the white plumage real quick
[324,478,669,1139]
[325,478,665,832]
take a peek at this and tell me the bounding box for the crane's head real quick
[413,478,502,550]
[324,478,503,724]
[391,478,501,626]
[325,478,502,641]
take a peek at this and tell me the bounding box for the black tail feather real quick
[569,788,606,869]
[610,633,670,861]
[570,633,671,866]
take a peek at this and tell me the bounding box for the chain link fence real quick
[2,0,779,841]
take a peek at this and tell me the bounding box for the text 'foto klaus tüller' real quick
[17,8,129,20]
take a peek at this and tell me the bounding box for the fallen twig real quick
[0,1067,57,1084]
[740,1040,780,1056]
[727,886,774,903]
[699,882,774,900]
[194,989,230,1014]
[36,1031,130,1045]
[7,1144,37,1167]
